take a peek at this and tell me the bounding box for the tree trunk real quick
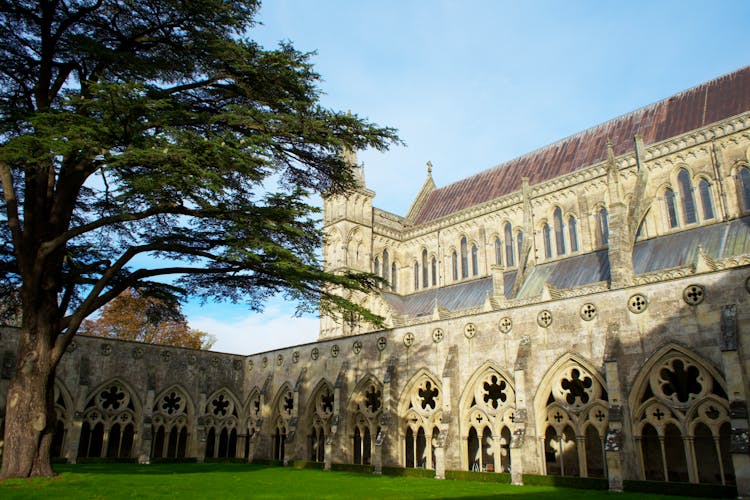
[1,323,58,478]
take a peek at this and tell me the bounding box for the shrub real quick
[445,470,511,483]
[330,463,374,474]
[521,474,607,490]
[290,460,324,470]
[381,466,435,478]
[623,479,737,498]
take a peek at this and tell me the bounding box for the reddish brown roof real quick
[412,66,750,225]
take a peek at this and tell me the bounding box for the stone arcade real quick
[2,67,750,494]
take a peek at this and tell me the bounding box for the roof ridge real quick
[410,65,750,224]
[430,64,750,197]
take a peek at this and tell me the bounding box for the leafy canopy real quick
[0,0,398,359]
[80,289,215,349]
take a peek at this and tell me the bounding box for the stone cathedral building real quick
[2,67,750,495]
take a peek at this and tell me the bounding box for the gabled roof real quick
[411,66,750,225]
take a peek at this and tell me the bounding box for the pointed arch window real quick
[516,231,524,267]
[678,169,697,224]
[494,237,502,265]
[431,257,437,286]
[471,244,478,276]
[391,263,398,292]
[553,207,565,256]
[422,249,429,288]
[452,251,458,281]
[504,223,514,267]
[373,257,380,277]
[382,250,389,282]
[698,179,715,220]
[460,237,468,279]
[542,223,552,259]
[740,167,750,211]
[413,262,419,291]
[568,216,579,252]
[595,208,609,247]
[664,188,678,229]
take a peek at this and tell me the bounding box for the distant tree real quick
[80,289,216,349]
[0,0,398,478]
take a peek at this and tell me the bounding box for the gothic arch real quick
[51,379,74,459]
[152,385,194,459]
[629,343,734,485]
[242,387,262,459]
[347,373,383,465]
[458,361,516,472]
[203,388,241,459]
[304,379,334,463]
[346,227,364,269]
[78,378,141,460]
[533,353,608,478]
[398,368,442,469]
[270,382,295,461]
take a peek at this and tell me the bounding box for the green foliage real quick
[289,460,324,470]
[521,473,608,490]
[444,469,511,483]
[623,480,737,498]
[381,466,436,478]
[0,0,399,352]
[330,463,374,474]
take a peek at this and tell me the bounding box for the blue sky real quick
[185,0,750,354]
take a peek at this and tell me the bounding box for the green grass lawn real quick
[0,463,716,499]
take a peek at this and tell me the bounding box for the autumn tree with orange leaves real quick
[80,289,215,350]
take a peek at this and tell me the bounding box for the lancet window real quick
[698,179,715,220]
[740,167,750,211]
[471,244,478,276]
[595,208,609,247]
[460,237,469,279]
[553,207,566,256]
[568,216,579,252]
[504,223,515,267]
[542,223,552,259]
[632,348,734,485]
[494,237,502,265]
[664,188,679,229]
[78,381,137,459]
[677,169,697,225]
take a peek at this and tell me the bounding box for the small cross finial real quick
[427,160,432,176]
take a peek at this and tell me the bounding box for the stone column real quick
[719,304,750,497]
[603,325,625,493]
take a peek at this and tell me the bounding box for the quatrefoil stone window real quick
[403,332,415,347]
[276,354,283,366]
[628,294,648,313]
[247,360,254,371]
[311,347,319,360]
[498,317,512,334]
[377,337,387,351]
[580,303,597,321]
[331,344,340,357]
[464,323,477,339]
[683,284,705,306]
[432,328,444,343]
[292,351,300,363]
[537,310,553,328]
[353,340,362,355]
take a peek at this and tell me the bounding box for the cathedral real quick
[2,66,750,495]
